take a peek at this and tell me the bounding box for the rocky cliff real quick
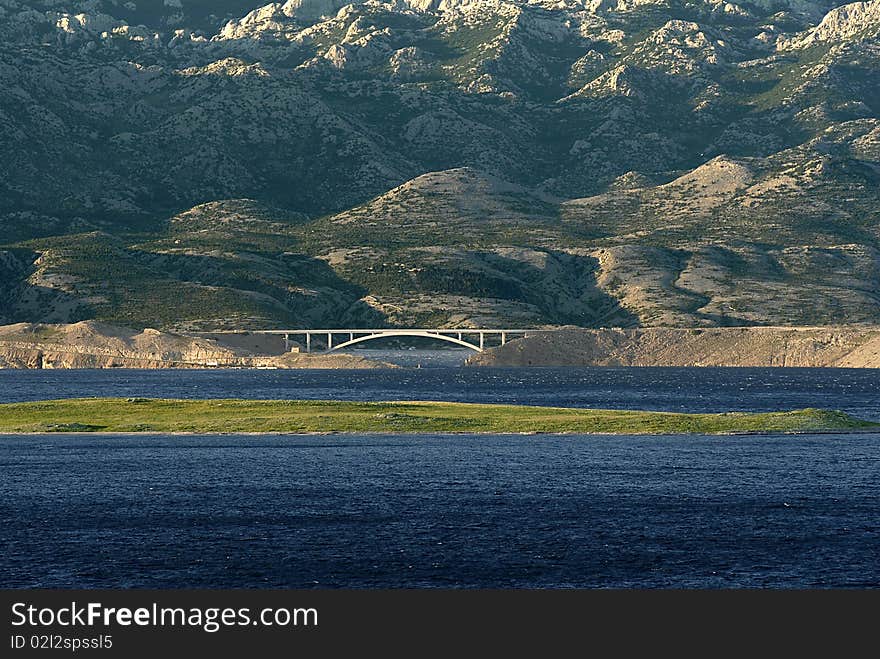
[465,326,880,367]
[0,321,394,369]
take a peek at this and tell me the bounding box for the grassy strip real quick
[0,398,876,435]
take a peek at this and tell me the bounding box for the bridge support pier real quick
[327,332,333,350]
[306,333,311,353]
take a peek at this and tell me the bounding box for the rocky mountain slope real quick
[1,0,878,329]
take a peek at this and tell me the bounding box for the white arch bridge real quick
[210,328,550,353]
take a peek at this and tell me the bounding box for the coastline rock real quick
[0,321,396,369]
[466,326,880,367]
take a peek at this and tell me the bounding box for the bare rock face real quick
[466,326,880,367]
[0,321,236,368]
[779,0,880,49]
[0,321,394,369]
[0,348,44,369]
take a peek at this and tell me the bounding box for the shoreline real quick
[5,363,880,370]
[3,428,880,437]
[467,326,880,368]
[3,322,880,370]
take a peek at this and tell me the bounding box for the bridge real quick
[202,328,550,353]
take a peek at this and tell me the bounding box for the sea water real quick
[0,366,878,588]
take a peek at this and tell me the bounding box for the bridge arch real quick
[327,331,483,352]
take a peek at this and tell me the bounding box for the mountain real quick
[0,0,878,329]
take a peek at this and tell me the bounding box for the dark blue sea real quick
[1,365,878,588]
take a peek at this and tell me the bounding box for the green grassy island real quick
[0,399,876,435]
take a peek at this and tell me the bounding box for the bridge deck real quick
[195,328,552,353]
[214,329,552,335]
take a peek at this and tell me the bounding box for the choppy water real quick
[0,365,878,419]
[1,433,878,588]
[1,365,878,588]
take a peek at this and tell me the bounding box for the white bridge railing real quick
[200,328,550,353]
